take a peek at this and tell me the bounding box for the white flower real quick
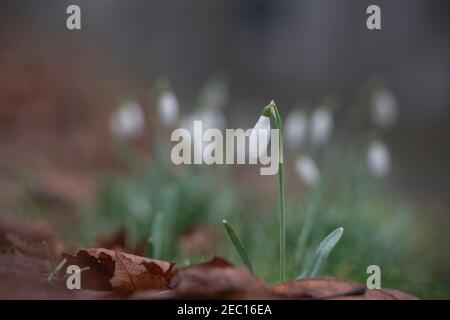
[295,155,320,187]
[285,110,307,150]
[367,141,391,177]
[249,115,271,160]
[310,107,333,146]
[110,101,145,139]
[157,91,179,126]
[371,88,398,129]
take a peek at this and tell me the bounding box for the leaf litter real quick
[0,218,417,299]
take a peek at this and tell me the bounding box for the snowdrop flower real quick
[295,155,320,187]
[371,88,398,129]
[310,107,333,146]
[249,115,271,160]
[157,90,179,126]
[367,141,391,177]
[285,110,307,150]
[110,101,145,139]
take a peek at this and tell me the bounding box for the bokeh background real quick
[0,0,449,298]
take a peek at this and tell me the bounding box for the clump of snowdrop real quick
[371,88,398,129]
[295,155,320,187]
[367,141,391,178]
[285,110,307,150]
[157,90,179,126]
[110,101,145,140]
[310,107,333,146]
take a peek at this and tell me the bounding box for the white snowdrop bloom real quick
[367,141,391,177]
[249,115,271,160]
[157,91,179,126]
[285,110,307,150]
[310,107,333,146]
[295,155,320,187]
[110,101,145,139]
[371,88,398,129]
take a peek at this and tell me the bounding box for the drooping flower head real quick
[371,88,398,129]
[110,101,145,140]
[310,107,333,146]
[367,141,391,178]
[249,114,271,160]
[285,110,307,150]
[157,90,179,126]
[295,155,320,187]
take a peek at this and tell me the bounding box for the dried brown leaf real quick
[272,278,417,300]
[110,251,170,293]
[169,257,272,299]
[61,248,174,293]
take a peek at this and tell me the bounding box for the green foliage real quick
[222,220,254,274]
[299,227,343,278]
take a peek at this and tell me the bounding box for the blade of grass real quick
[299,227,344,278]
[151,212,163,259]
[145,236,153,258]
[222,219,254,274]
[295,205,314,266]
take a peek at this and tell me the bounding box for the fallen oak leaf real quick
[110,251,171,294]
[60,250,115,290]
[60,248,174,293]
[272,278,417,300]
[168,257,273,299]
[79,248,173,272]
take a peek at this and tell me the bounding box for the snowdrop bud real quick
[110,101,145,139]
[157,91,179,126]
[367,141,391,177]
[295,156,320,187]
[310,108,333,146]
[371,89,398,129]
[285,110,307,150]
[249,115,271,160]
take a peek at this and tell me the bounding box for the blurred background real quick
[0,0,449,298]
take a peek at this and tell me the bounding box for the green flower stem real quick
[263,100,286,282]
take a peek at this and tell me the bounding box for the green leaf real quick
[222,220,254,274]
[299,227,344,278]
[150,212,163,259]
[145,237,153,258]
